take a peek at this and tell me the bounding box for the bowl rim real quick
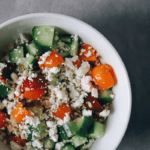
[0,13,132,150]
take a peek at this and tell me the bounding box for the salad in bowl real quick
[0,25,117,150]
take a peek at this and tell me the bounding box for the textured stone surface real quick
[0,0,150,149]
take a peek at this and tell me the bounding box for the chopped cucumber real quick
[88,122,106,139]
[24,54,38,69]
[78,139,95,150]
[28,106,43,118]
[43,136,55,149]
[75,116,94,137]
[59,51,70,58]
[61,143,75,150]
[0,84,9,100]
[26,42,42,56]
[71,135,87,148]
[69,35,80,56]
[9,45,24,63]
[59,117,94,141]
[60,35,72,43]
[30,146,43,150]
[98,89,114,104]
[32,25,55,52]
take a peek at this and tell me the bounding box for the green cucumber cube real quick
[61,143,75,150]
[9,45,24,63]
[0,84,9,100]
[88,122,106,139]
[98,89,114,104]
[43,136,55,149]
[26,42,42,56]
[32,25,55,51]
[71,135,87,148]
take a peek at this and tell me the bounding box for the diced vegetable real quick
[84,94,103,112]
[50,74,64,87]
[26,42,42,56]
[0,75,6,84]
[32,25,55,52]
[53,103,72,119]
[79,44,97,61]
[23,88,45,100]
[12,103,33,123]
[61,143,75,150]
[88,121,106,139]
[98,89,114,104]
[7,136,26,146]
[72,58,82,68]
[9,45,24,63]
[91,64,115,90]
[22,74,48,91]
[60,35,72,43]
[105,64,117,85]
[27,106,43,118]
[69,35,80,56]
[71,135,87,148]
[0,84,9,100]
[78,139,95,150]
[38,50,64,70]
[43,136,55,149]
[28,121,48,141]
[59,51,70,58]
[24,53,38,69]
[0,112,7,128]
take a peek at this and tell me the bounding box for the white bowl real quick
[0,13,132,150]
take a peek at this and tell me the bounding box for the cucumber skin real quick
[88,122,106,139]
[43,137,55,149]
[9,45,24,63]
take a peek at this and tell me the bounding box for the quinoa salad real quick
[0,25,117,150]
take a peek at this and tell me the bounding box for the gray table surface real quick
[0,0,149,149]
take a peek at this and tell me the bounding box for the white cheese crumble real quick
[81,76,92,92]
[110,94,115,99]
[91,88,98,98]
[85,50,91,57]
[0,63,7,75]
[55,142,64,150]
[38,51,51,65]
[82,109,92,116]
[32,139,43,148]
[76,61,90,76]
[99,109,110,118]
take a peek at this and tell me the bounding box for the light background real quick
[0,0,149,149]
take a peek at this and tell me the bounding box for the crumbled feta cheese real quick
[11,73,18,82]
[85,50,91,57]
[82,109,92,116]
[7,102,16,115]
[70,55,78,62]
[50,67,60,73]
[0,63,7,75]
[65,58,76,70]
[81,76,92,92]
[79,48,86,56]
[110,94,115,99]
[63,113,70,124]
[51,134,58,142]
[55,142,64,150]
[99,110,110,118]
[46,121,56,128]
[91,88,98,98]
[38,51,51,65]
[76,61,90,76]
[32,139,43,148]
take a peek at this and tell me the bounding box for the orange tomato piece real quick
[39,50,64,70]
[79,44,97,61]
[72,58,82,68]
[105,64,117,85]
[8,136,26,146]
[91,64,115,90]
[53,103,72,119]
[12,103,33,123]
[23,88,45,100]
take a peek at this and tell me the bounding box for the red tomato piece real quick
[23,88,46,100]
[0,112,7,128]
[79,44,97,61]
[53,103,72,119]
[72,58,82,68]
[0,75,6,84]
[7,136,26,146]
[22,74,48,92]
[84,94,103,112]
